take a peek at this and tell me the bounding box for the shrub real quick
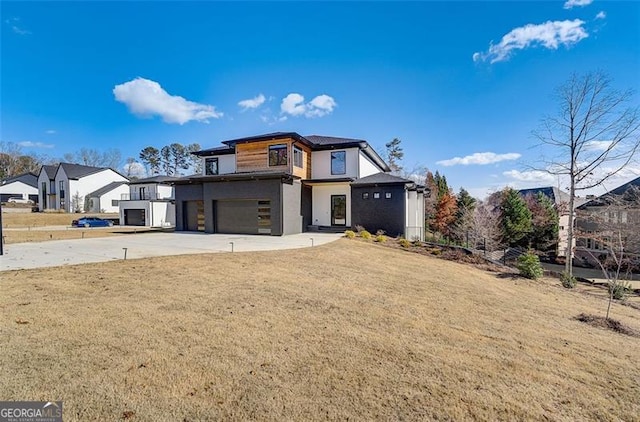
[376,229,386,236]
[609,281,632,300]
[354,225,366,233]
[360,230,372,240]
[560,271,577,289]
[399,238,411,248]
[376,234,387,243]
[344,230,356,239]
[516,251,543,280]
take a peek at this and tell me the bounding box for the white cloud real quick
[584,140,612,151]
[5,18,31,35]
[280,93,337,118]
[45,129,56,134]
[113,77,222,125]
[238,94,266,110]
[503,169,556,183]
[281,93,307,116]
[564,0,593,9]
[595,11,606,20]
[437,152,521,166]
[17,141,54,149]
[473,19,588,64]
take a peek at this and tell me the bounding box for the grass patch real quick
[1,240,639,420]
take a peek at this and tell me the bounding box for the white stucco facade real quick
[311,148,360,179]
[127,183,174,200]
[87,184,130,213]
[202,155,236,175]
[49,167,128,212]
[358,152,381,178]
[119,200,175,227]
[311,183,351,226]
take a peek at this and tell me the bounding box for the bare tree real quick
[533,72,640,275]
[62,148,123,169]
[575,186,640,319]
[0,141,46,178]
[470,199,503,252]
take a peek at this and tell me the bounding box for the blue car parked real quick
[71,217,114,228]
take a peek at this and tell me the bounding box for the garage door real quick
[216,200,271,235]
[124,209,146,226]
[184,200,204,231]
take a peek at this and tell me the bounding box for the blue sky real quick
[2,1,639,198]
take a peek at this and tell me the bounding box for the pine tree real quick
[501,188,533,247]
[524,192,559,252]
[385,138,404,173]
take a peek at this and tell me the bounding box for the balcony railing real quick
[121,192,173,201]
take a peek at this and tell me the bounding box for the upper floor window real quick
[293,146,303,168]
[331,151,346,175]
[205,157,219,175]
[269,144,287,166]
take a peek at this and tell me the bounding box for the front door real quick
[331,195,346,226]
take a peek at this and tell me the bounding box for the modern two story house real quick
[174,132,425,238]
[37,163,129,212]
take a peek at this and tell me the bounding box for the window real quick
[112,200,119,206]
[139,187,146,200]
[205,157,219,175]
[293,146,303,168]
[269,144,287,166]
[59,181,65,198]
[362,192,369,199]
[50,181,55,193]
[373,192,380,199]
[331,151,346,175]
[385,192,392,199]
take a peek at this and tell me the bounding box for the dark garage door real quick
[124,209,146,226]
[216,200,271,235]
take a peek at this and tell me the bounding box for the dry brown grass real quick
[1,211,118,228]
[1,240,639,421]
[0,212,147,244]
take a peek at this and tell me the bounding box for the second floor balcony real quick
[121,192,173,201]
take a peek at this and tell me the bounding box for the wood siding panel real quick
[236,139,293,173]
[292,142,312,180]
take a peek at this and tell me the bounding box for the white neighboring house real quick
[37,163,129,212]
[85,181,130,213]
[1,172,38,203]
[119,175,177,227]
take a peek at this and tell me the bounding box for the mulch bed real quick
[574,313,639,337]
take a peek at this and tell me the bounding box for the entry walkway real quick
[0,232,343,272]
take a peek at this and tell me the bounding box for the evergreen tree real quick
[139,146,161,175]
[500,188,533,247]
[385,138,404,173]
[453,188,477,244]
[524,192,559,252]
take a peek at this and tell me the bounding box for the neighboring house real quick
[119,175,177,227]
[0,172,38,203]
[85,181,129,213]
[37,165,58,211]
[174,132,425,238]
[575,176,640,267]
[37,163,129,212]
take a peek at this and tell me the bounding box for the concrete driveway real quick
[0,232,343,272]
